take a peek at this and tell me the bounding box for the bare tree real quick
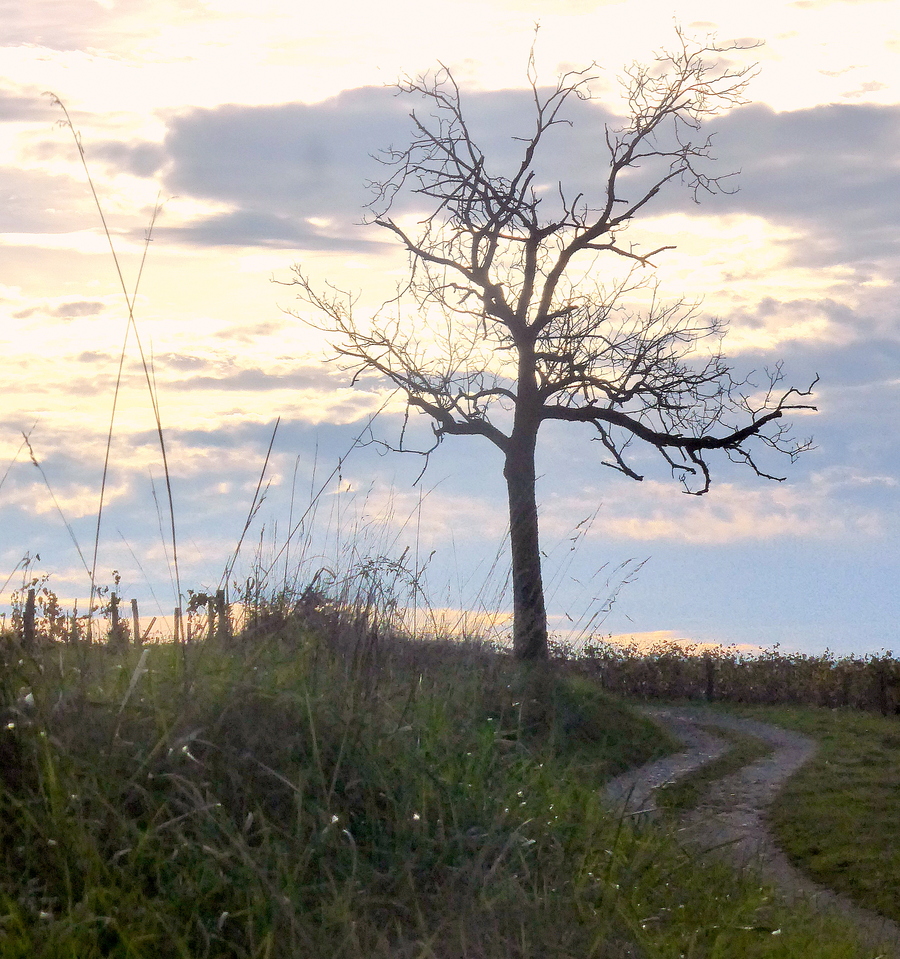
[289,32,816,662]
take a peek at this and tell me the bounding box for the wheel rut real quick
[603,705,900,957]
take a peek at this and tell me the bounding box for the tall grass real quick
[0,616,878,959]
[39,95,181,642]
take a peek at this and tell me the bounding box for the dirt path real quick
[604,705,900,957]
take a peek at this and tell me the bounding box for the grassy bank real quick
[0,629,879,958]
[728,704,900,926]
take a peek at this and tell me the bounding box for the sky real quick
[2,0,899,656]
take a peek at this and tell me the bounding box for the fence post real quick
[207,596,216,643]
[131,599,141,647]
[174,607,182,646]
[215,589,231,643]
[22,588,36,648]
[875,660,890,716]
[704,653,716,702]
[109,593,122,648]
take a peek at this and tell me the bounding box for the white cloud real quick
[539,470,893,546]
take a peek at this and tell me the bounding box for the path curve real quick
[604,705,900,957]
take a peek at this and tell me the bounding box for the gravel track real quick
[603,705,900,957]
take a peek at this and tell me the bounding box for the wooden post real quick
[704,653,716,702]
[23,588,36,648]
[174,607,182,646]
[207,596,216,643]
[140,617,157,644]
[215,589,231,643]
[109,592,121,648]
[131,599,141,647]
[875,660,890,716]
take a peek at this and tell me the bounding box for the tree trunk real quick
[504,434,549,661]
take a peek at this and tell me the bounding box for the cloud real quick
[0,83,52,121]
[91,140,166,178]
[162,364,342,393]
[693,102,900,268]
[0,166,96,234]
[732,333,900,475]
[106,85,620,250]
[12,299,108,320]
[715,293,899,352]
[540,469,894,546]
[147,86,411,247]
[0,0,210,54]
[1,474,124,522]
[95,82,900,289]
[158,209,385,251]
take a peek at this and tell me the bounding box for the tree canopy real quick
[289,31,816,661]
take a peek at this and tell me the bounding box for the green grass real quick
[729,704,900,925]
[0,632,879,958]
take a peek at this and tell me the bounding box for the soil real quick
[603,705,900,958]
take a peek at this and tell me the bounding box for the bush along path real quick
[604,706,900,958]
